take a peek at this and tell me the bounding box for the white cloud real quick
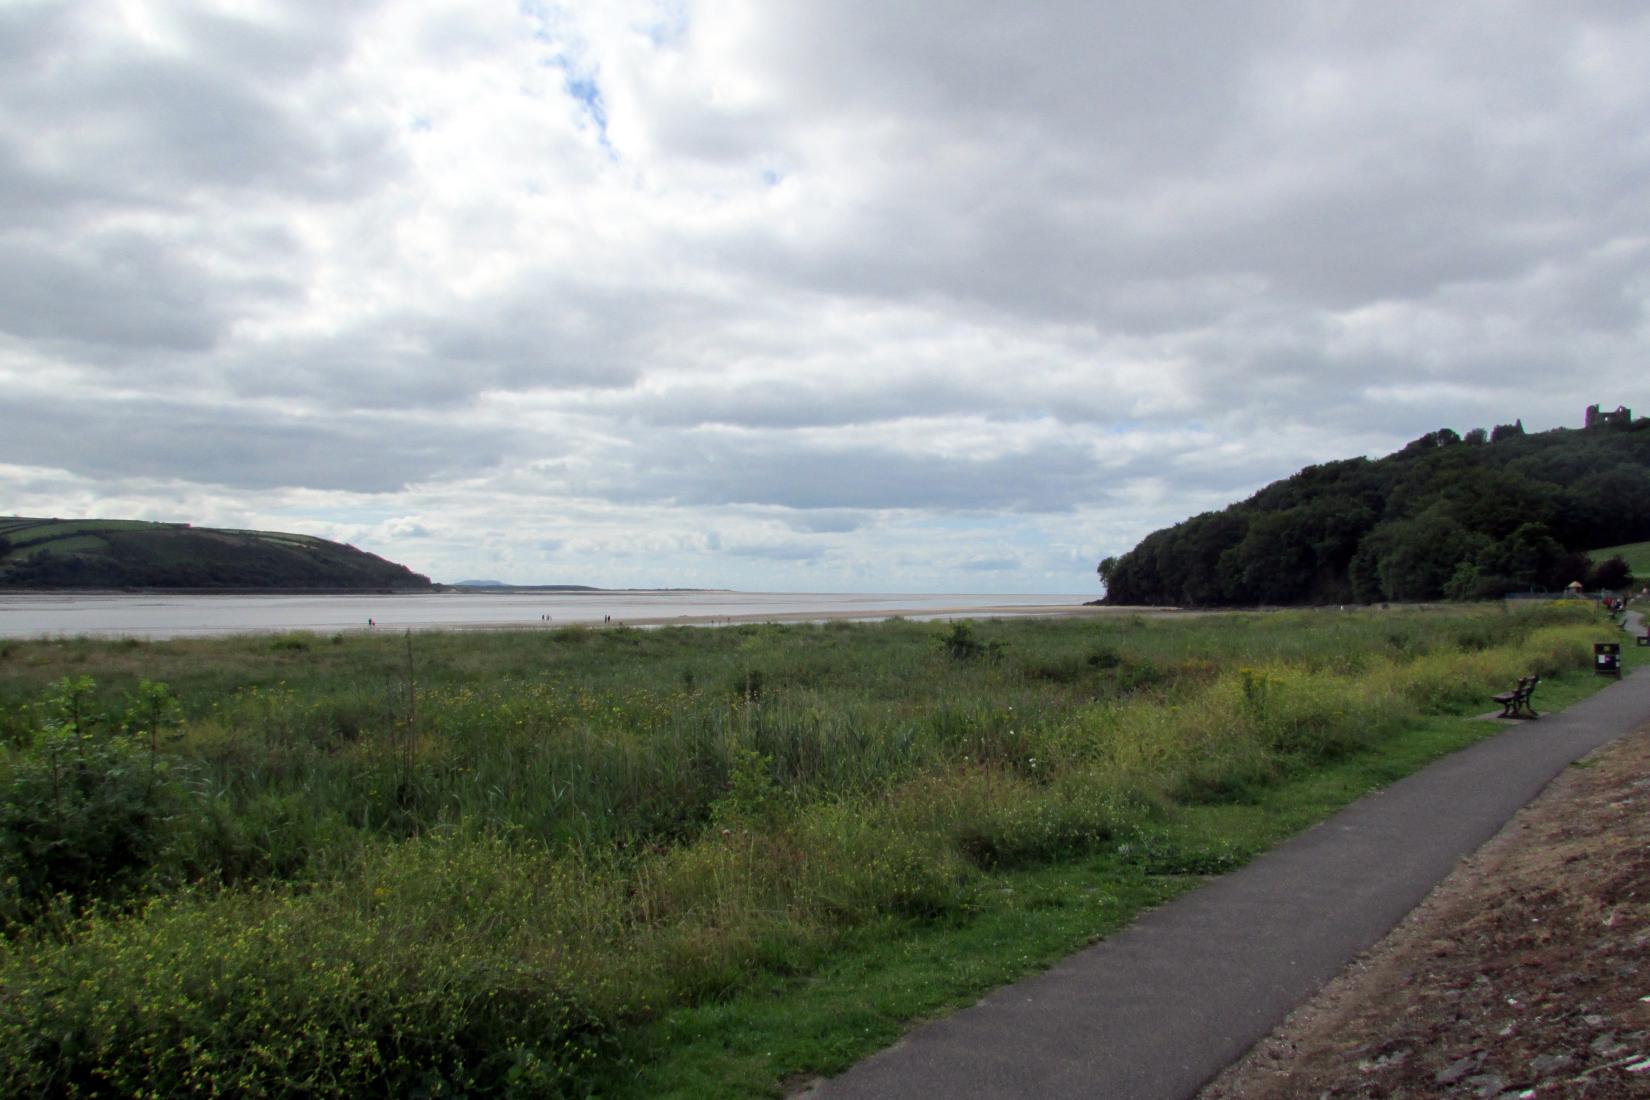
[2,0,1648,592]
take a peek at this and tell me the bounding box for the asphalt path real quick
[807,612,1650,1100]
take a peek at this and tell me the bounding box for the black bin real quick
[1595,642,1622,676]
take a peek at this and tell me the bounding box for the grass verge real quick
[604,682,1624,1098]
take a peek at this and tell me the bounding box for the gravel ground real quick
[1199,723,1650,1100]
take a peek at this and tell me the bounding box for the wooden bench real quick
[1492,676,1540,719]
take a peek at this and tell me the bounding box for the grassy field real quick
[1591,539,1650,577]
[0,603,1635,1096]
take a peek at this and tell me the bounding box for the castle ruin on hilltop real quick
[1585,403,1633,428]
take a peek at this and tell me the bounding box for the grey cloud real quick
[0,141,113,226]
[724,542,826,562]
[0,1,76,68]
[959,557,1018,572]
[223,289,654,412]
[417,288,652,392]
[0,392,505,493]
[174,4,362,80]
[68,60,397,200]
[780,510,868,534]
[0,2,403,206]
[678,2,1650,334]
[604,375,984,430]
[733,2,1274,167]
[0,231,230,351]
[590,433,1103,513]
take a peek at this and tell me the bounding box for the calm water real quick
[0,591,1095,640]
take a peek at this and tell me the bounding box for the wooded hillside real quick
[0,517,432,591]
[1099,413,1650,606]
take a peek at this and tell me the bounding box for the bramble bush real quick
[0,677,199,926]
[0,834,619,1097]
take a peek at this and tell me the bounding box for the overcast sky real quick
[3,1,1648,592]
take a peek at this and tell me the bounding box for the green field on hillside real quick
[0,516,430,590]
[1591,540,1650,577]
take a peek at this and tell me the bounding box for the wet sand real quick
[450,603,1184,631]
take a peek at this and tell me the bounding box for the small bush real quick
[0,733,192,924]
[0,836,620,1097]
[731,668,765,701]
[0,678,203,923]
[939,621,1004,662]
[1087,648,1123,670]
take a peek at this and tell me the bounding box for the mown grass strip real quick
[602,698,1613,1098]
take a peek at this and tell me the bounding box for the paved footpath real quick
[808,614,1650,1100]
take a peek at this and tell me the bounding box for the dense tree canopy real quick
[1100,415,1650,605]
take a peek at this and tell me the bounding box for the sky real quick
[2,1,1649,593]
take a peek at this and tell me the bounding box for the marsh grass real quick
[0,602,1627,1095]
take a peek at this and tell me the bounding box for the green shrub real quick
[939,621,1004,662]
[0,836,619,1097]
[0,735,186,923]
[0,678,201,924]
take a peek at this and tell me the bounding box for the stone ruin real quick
[1584,403,1633,428]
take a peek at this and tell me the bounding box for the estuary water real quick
[0,590,1097,640]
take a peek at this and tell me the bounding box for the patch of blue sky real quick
[563,73,608,135]
[637,0,688,47]
[528,45,611,150]
[516,1,610,147]
[518,0,558,40]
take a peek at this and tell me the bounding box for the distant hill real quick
[1099,409,1650,606]
[0,517,432,591]
[1588,540,1650,578]
[448,583,603,592]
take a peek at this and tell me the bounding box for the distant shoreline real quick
[0,586,438,597]
[424,602,1179,631]
[0,585,731,597]
[0,590,1176,641]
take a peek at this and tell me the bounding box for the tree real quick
[1586,555,1636,592]
[1476,522,1569,590]
[1367,513,1491,601]
[1097,417,1650,607]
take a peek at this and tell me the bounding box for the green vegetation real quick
[1590,539,1650,579]
[0,516,432,590]
[0,604,1628,1095]
[1100,413,1650,605]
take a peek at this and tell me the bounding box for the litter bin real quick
[1594,642,1622,676]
